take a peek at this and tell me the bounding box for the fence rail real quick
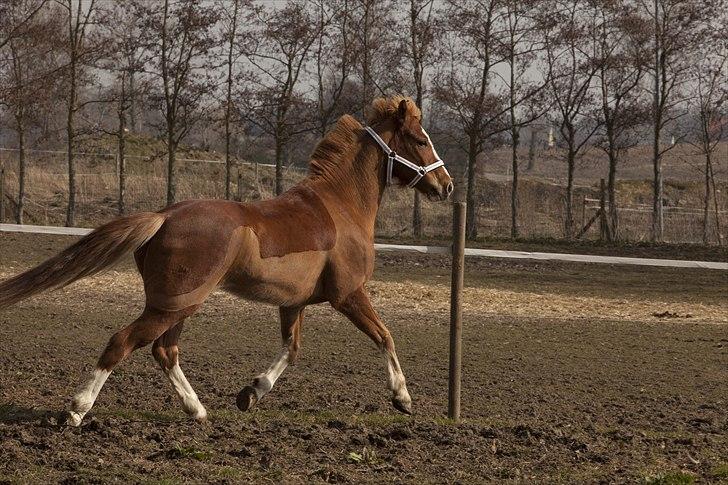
[584,197,727,215]
[2,223,726,270]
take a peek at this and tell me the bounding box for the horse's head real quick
[367,97,454,201]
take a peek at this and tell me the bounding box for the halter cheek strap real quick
[365,126,447,188]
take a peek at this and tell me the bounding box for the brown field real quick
[0,232,726,483]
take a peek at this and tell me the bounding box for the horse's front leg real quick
[236,306,305,412]
[333,287,412,414]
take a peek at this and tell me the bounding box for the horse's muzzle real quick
[444,181,454,200]
[427,181,454,201]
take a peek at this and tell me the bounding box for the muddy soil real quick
[0,233,726,483]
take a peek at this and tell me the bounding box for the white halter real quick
[365,126,448,188]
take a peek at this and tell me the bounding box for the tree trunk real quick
[224,0,239,200]
[703,154,710,244]
[651,0,663,242]
[118,100,126,215]
[564,139,576,239]
[66,63,76,227]
[412,87,424,238]
[17,125,25,224]
[166,131,176,205]
[652,128,663,241]
[360,4,372,113]
[0,166,4,223]
[129,72,138,132]
[465,137,478,240]
[607,149,618,241]
[527,128,536,172]
[275,136,284,196]
[708,156,722,246]
[510,129,519,239]
[225,129,233,200]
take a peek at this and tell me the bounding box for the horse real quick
[0,96,453,426]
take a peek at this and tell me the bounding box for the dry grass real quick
[0,139,725,244]
[1,262,725,325]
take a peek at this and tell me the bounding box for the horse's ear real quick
[397,99,408,124]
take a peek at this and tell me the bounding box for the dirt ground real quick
[0,232,726,484]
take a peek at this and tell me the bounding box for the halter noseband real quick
[365,126,447,188]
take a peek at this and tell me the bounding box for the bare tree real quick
[99,0,152,214]
[403,0,439,238]
[639,0,717,241]
[435,0,507,240]
[239,0,322,196]
[56,0,99,227]
[0,0,49,51]
[0,1,61,223]
[591,1,649,240]
[312,0,354,137]
[500,0,550,238]
[220,0,242,200]
[349,0,404,114]
[686,45,726,245]
[150,0,219,205]
[541,0,604,238]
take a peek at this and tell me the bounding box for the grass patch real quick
[711,464,728,480]
[347,447,379,465]
[167,443,213,461]
[642,471,695,485]
[0,465,60,485]
[215,467,245,479]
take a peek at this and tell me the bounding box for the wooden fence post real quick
[448,201,466,422]
[0,165,5,223]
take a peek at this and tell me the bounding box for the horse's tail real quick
[0,212,166,309]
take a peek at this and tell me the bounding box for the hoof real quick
[194,415,209,425]
[66,411,84,427]
[392,397,413,415]
[192,409,208,424]
[236,386,258,412]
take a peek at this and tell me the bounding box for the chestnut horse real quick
[0,96,453,426]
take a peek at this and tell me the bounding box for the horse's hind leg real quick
[237,306,304,412]
[67,305,198,426]
[152,322,207,422]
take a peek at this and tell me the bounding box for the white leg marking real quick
[384,351,411,404]
[253,348,290,399]
[68,368,111,426]
[164,364,207,421]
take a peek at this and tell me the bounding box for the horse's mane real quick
[309,114,362,177]
[309,96,421,177]
[365,95,421,125]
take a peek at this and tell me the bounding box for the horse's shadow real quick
[0,402,63,425]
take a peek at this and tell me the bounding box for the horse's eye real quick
[416,140,428,147]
